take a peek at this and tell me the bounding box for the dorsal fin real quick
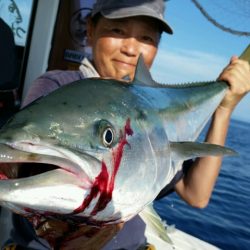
[132,54,158,86]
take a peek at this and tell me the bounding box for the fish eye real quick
[95,120,116,148]
[102,127,114,147]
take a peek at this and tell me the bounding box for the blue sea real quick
[154,119,250,250]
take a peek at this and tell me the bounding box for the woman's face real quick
[87,15,161,80]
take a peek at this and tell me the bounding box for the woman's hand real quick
[218,56,250,111]
[30,217,124,250]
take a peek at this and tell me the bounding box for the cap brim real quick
[100,8,173,34]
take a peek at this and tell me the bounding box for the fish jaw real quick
[0,142,103,218]
[0,169,89,215]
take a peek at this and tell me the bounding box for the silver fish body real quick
[0,77,174,223]
[0,44,249,224]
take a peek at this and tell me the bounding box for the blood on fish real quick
[74,118,133,215]
[0,173,8,180]
[74,161,109,215]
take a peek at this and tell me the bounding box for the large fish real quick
[0,45,249,226]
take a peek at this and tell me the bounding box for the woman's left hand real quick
[218,56,250,111]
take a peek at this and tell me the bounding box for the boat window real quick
[0,0,37,125]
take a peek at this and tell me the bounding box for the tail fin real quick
[239,44,250,63]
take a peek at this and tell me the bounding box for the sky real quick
[151,0,250,123]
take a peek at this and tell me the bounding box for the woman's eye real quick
[141,35,154,43]
[111,28,124,35]
[102,127,114,147]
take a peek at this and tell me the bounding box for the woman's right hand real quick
[32,217,124,250]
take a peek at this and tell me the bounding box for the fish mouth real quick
[0,142,122,224]
[0,162,58,180]
[0,141,116,221]
[0,141,95,183]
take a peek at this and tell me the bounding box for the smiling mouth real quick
[114,59,136,68]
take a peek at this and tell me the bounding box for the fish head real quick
[0,78,171,225]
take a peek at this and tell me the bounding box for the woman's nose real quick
[120,37,139,56]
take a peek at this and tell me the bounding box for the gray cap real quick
[91,0,173,34]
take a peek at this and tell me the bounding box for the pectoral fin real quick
[139,204,173,245]
[170,141,237,162]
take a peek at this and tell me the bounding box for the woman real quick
[2,0,250,249]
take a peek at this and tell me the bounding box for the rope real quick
[191,0,250,36]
